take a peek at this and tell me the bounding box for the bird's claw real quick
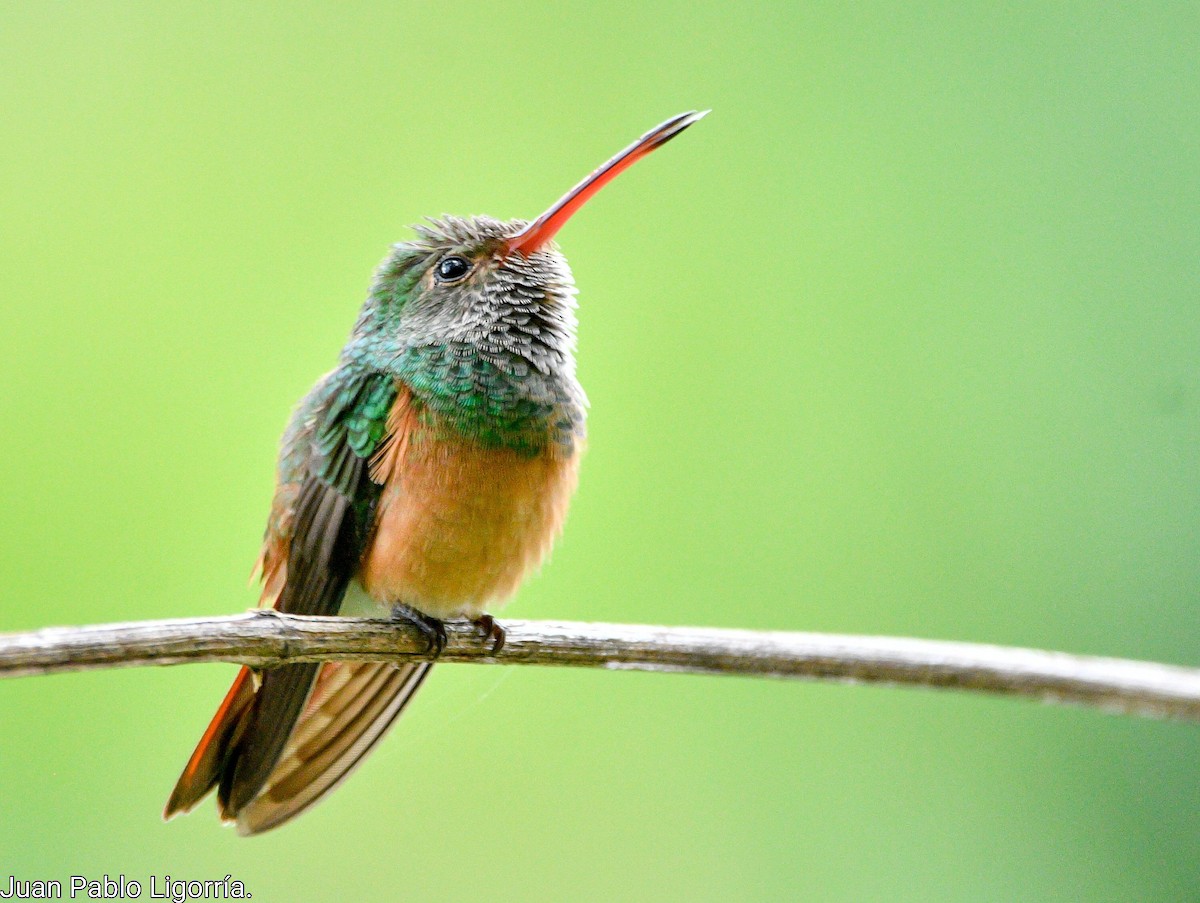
[473,614,506,655]
[390,603,447,658]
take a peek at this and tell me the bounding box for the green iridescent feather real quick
[396,344,580,456]
[312,370,398,495]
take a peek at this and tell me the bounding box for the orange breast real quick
[360,423,580,619]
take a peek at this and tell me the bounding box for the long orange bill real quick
[503,110,708,258]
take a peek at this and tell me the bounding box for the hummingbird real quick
[163,111,707,835]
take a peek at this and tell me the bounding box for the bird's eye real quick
[435,255,471,283]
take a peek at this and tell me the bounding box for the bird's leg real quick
[473,614,506,655]
[390,603,447,657]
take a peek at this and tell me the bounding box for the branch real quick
[1,612,1198,721]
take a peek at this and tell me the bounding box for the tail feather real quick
[163,667,256,820]
[219,660,325,816]
[164,660,430,835]
[234,661,431,835]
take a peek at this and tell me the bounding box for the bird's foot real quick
[473,614,506,655]
[390,603,447,657]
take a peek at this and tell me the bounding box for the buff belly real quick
[359,432,580,619]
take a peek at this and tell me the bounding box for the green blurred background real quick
[2,2,1198,900]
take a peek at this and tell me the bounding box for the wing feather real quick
[166,372,415,827]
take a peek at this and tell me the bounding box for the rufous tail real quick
[164,661,430,835]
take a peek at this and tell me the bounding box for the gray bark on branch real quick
[1,612,1198,722]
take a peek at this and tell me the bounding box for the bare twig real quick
[1,612,1198,721]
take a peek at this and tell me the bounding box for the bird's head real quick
[347,111,707,376]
